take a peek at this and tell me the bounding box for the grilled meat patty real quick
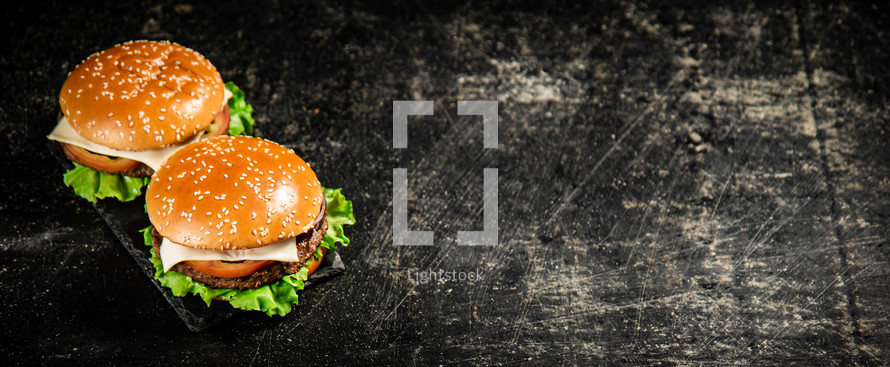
[151,217,327,290]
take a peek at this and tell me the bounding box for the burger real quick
[143,135,354,316]
[47,40,254,203]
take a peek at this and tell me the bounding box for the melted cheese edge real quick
[47,89,232,170]
[159,236,300,272]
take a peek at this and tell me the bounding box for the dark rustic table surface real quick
[2,1,888,365]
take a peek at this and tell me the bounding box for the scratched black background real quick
[1,0,888,365]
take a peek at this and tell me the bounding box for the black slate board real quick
[48,141,346,332]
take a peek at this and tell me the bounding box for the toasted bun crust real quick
[59,40,225,151]
[146,136,325,250]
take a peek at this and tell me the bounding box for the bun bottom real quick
[304,247,328,278]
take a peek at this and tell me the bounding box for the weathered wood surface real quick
[1,1,887,365]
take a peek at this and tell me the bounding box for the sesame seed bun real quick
[59,40,225,151]
[146,136,325,250]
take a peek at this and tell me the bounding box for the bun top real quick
[59,40,225,151]
[146,136,325,250]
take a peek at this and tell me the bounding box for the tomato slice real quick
[61,143,142,173]
[305,247,328,278]
[204,104,230,138]
[184,259,275,279]
[184,247,327,279]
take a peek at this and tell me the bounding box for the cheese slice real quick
[159,236,300,272]
[47,116,201,170]
[47,88,232,170]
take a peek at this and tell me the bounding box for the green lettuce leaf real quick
[62,163,150,203]
[141,187,355,316]
[225,82,254,136]
[319,187,355,251]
